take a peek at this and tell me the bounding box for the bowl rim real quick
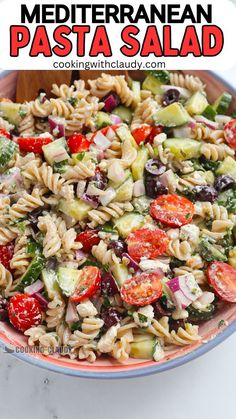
[0,70,235,379]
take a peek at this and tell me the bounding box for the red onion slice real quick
[24,280,44,296]
[194,115,219,130]
[110,114,122,125]
[48,116,65,138]
[65,300,79,323]
[34,292,49,309]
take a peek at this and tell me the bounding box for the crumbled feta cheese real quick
[153,340,165,362]
[180,224,200,244]
[76,300,98,318]
[133,305,154,328]
[139,259,169,273]
[192,291,215,312]
[153,133,167,146]
[172,308,189,320]
[97,324,119,353]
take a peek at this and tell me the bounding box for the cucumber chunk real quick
[131,147,149,180]
[95,111,112,129]
[42,137,69,166]
[142,74,163,95]
[202,105,217,121]
[112,106,133,124]
[187,304,215,323]
[111,263,129,287]
[42,269,61,299]
[146,70,170,84]
[185,92,208,115]
[131,80,141,107]
[113,213,144,238]
[17,251,46,291]
[216,157,236,180]
[114,176,133,202]
[130,338,156,359]
[199,239,227,262]
[0,102,21,126]
[153,103,191,127]
[57,267,80,296]
[108,169,131,190]
[58,198,92,221]
[163,138,201,160]
[116,125,138,149]
[0,137,19,173]
[213,92,232,114]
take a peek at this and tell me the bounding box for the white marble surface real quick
[0,69,235,419]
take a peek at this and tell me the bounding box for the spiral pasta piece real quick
[169,72,205,92]
[62,160,96,182]
[191,124,225,144]
[50,98,74,119]
[51,83,75,100]
[18,113,35,135]
[168,323,201,346]
[91,240,119,266]
[46,295,65,330]
[131,97,160,130]
[88,202,133,228]
[200,143,234,161]
[9,188,44,220]
[38,213,62,258]
[176,171,207,192]
[10,235,32,278]
[30,97,52,117]
[194,202,229,220]
[167,239,192,261]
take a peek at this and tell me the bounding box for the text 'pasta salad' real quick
[0,70,236,364]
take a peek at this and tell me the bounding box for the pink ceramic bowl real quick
[0,70,235,379]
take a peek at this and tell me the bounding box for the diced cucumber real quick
[131,147,149,180]
[202,170,215,185]
[58,198,92,221]
[213,92,232,114]
[17,251,46,291]
[131,80,141,107]
[108,169,131,190]
[95,111,112,129]
[42,269,61,299]
[142,74,163,95]
[199,239,227,262]
[112,106,133,125]
[113,213,144,238]
[57,267,80,296]
[153,103,190,127]
[111,263,129,287]
[0,102,21,126]
[130,338,156,359]
[72,151,98,165]
[146,70,170,84]
[116,125,138,149]
[216,157,236,180]
[0,137,19,173]
[202,105,217,121]
[185,92,208,115]
[187,304,215,323]
[42,137,69,166]
[114,176,133,202]
[229,248,236,267]
[163,138,201,160]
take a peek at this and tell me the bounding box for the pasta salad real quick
[0,70,236,364]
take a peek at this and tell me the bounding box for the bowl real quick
[0,70,235,379]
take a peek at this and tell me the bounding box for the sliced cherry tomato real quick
[0,128,11,139]
[121,272,163,306]
[148,126,164,143]
[132,125,152,145]
[70,266,101,303]
[207,262,236,303]
[150,194,194,227]
[0,242,14,271]
[76,230,100,253]
[17,136,52,153]
[127,228,169,262]
[224,118,236,150]
[8,294,42,332]
[67,133,91,153]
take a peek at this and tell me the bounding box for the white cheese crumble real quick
[76,300,98,318]
[133,305,154,328]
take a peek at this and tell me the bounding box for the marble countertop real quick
[0,69,236,419]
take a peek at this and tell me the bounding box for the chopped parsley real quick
[76,152,85,161]
[53,160,68,174]
[18,108,27,118]
[68,97,78,107]
[138,313,148,323]
[218,319,225,328]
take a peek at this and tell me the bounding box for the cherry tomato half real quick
[76,230,100,253]
[70,266,101,303]
[127,228,169,262]
[207,261,236,303]
[17,136,52,153]
[0,128,11,139]
[121,272,163,306]
[0,242,14,271]
[67,133,91,153]
[150,194,194,228]
[224,118,236,150]
[8,294,42,332]
[148,126,164,143]
[132,125,152,145]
